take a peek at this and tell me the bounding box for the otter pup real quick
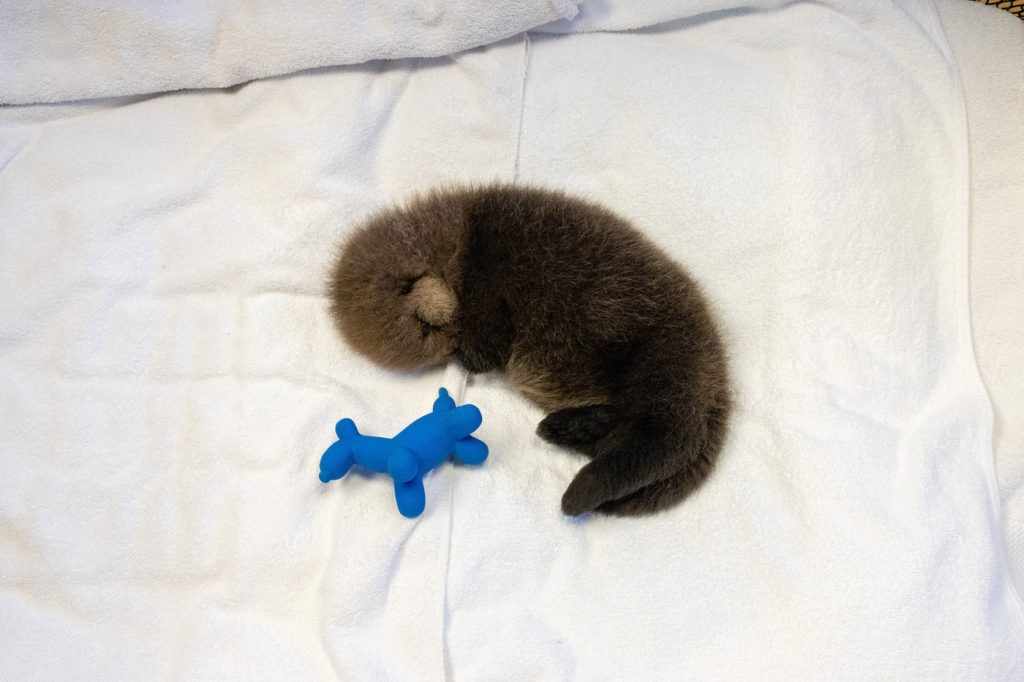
[329,184,730,516]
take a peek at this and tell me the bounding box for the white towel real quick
[0,0,578,105]
[938,0,1024,604]
[1,0,1021,679]
[448,0,1024,676]
[0,33,531,677]
[537,0,785,32]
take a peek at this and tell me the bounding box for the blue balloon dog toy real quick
[318,388,488,518]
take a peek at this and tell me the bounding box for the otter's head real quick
[329,194,465,370]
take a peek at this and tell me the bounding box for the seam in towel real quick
[512,31,532,184]
[441,472,456,681]
[440,37,533,671]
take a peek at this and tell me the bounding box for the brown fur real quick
[329,184,730,516]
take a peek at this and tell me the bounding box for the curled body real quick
[330,184,730,516]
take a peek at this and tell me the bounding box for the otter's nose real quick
[409,275,456,326]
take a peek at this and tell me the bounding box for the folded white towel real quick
[0,0,577,104]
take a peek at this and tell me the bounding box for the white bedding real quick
[0,0,578,104]
[1,0,1022,679]
[939,0,1024,606]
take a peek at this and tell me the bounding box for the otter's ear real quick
[408,276,457,325]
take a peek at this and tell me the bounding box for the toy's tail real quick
[319,440,354,482]
[560,326,730,517]
[319,419,360,483]
[335,418,359,440]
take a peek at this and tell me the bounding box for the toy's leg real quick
[319,441,354,482]
[394,476,426,518]
[537,405,619,452]
[452,436,488,465]
[387,447,418,483]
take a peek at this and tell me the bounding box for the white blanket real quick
[0,0,578,104]
[942,0,1024,612]
[1,0,1022,679]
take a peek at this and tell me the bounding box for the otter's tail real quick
[560,332,729,517]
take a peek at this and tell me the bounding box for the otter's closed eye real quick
[415,314,445,339]
[397,275,422,295]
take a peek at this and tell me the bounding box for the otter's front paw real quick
[454,346,499,374]
[538,405,618,448]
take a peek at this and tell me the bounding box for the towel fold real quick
[0,0,578,104]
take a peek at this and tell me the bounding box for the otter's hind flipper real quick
[560,405,726,517]
[560,324,729,517]
[558,423,687,516]
[597,462,711,516]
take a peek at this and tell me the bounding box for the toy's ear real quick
[408,276,456,326]
[433,388,456,414]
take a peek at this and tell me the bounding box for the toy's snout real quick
[443,404,482,438]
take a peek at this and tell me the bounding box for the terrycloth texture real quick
[0,40,527,679]
[938,0,1024,603]
[0,0,578,105]
[1,1,1022,680]
[442,3,1024,677]
[537,0,788,32]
